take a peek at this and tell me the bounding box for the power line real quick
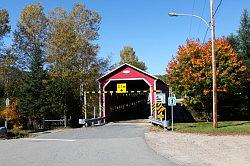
[196,0,207,37]
[203,27,209,43]
[213,0,223,17]
[188,0,196,39]
[203,0,223,43]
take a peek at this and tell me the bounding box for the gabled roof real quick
[97,63,158,81]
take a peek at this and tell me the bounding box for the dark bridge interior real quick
[105,80,150,122]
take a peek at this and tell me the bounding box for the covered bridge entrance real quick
[98,63,168,122]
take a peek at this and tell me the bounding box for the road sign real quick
[79,119,85,124]
[157,113,164,119]
[117,83,126,93]
[168,97,176,106]
[156,93,166,104]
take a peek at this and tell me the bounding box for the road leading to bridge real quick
[0,123,176,166]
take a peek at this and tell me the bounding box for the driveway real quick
[0,123,176,166]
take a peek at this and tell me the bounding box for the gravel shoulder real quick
[145,127,250,166]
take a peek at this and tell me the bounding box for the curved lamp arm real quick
[168,12,210,29]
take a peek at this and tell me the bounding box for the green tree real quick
[155,74,168,84]
[13,4,48,125]
[166,38,247,121]
[18,48,47,118]
[228,9,250,78]
[227,9,250,117]
[47,3,109,125]
[0,48,17,95]
[47,3,104,80]
[227,33,239,53]
[238,10,250,59]
[0,9,11,43]
[238,9,250,79]
[119,46,147,71]
[0,9,11,95]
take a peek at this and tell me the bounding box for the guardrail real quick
[43,116,67,129]
[79,117,106,127]
[148,116,170,128]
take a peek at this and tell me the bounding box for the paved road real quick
[0,123,176,166]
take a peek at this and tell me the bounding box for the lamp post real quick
[168,0,218,128]
[168,13,210,28]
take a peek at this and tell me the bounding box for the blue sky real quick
[1,0,249,75]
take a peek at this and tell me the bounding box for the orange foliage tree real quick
[0,100,21,129]
[166,38,247,121]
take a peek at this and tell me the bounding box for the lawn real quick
[173,121,250,135]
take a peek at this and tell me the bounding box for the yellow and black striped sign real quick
[85,90,161,94]
[152,103,166,119]
[152,103,165,112]
[157,103,166,114]
[99,106,104,112]
[82,105,87,114]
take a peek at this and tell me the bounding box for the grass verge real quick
[174,121,250,135]
[0,129,30,139]
[6,129,30,139]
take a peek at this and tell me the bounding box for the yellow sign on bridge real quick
[117,83,127,93]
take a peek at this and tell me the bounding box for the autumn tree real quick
[46,3,109,124]
[47,3,107,81]
[13,3,48,122]
[0,9,11,94]
[0,9,11,48]
[166,38,247,121]
[119,46,147,71]
[13,3,48,70]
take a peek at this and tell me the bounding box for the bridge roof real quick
[97,63,158,83]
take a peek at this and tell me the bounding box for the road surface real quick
[0,123,176,166]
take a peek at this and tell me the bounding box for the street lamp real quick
[168,0,218,128]
[168,13,210,28]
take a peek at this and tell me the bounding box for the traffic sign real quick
[157,113,164,119]
[117,83,126,93]
[156,93,166,104]
[168,97,176,106]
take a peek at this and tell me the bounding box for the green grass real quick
[173,121,250,135]
[3,129,30,139]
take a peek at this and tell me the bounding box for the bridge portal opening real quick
[98,64,168,123]
[104,80,150,122]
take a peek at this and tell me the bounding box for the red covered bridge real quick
[98,63,168,122]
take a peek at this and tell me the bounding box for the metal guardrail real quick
[43,116,67,129]
[79,117,106,127]
[148,116,170,128]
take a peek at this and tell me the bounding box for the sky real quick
[1,0,249,75]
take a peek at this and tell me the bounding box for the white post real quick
[84,92,87,119]
[5,98,9,129]
[164,106,167,122]
[64,115,67,128]
[103,90,106,124]
[154,92,157,119]
[170,89,174,131]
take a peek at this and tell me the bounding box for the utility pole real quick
[210,0,218,128]
[168,0,218,128]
